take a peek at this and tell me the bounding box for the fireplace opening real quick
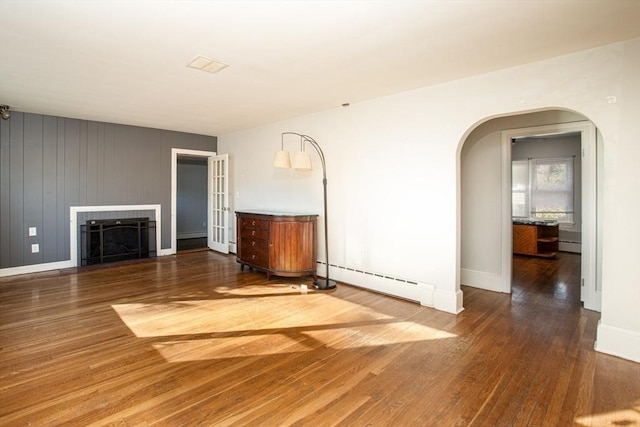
[80,218,157,265]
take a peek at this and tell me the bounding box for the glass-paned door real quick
[208,154,229,253]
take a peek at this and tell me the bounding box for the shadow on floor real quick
[177,237,208,252]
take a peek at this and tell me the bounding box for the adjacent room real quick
[1,1,639,425]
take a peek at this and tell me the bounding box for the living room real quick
[1,1,638,424]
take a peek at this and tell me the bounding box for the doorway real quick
[460,110,601,312]
[176,156,208,252]
[170,148,229,255]
[502,121,599,311]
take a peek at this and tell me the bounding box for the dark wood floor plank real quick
[1,251,638,425]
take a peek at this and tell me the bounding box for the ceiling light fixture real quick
[186,55,229,74]
[0,105,10,120]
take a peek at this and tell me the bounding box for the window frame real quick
[512,156,575,226]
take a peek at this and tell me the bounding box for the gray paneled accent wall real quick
[0,111,216,268]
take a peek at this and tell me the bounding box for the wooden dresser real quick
[235,211,318,279]
[513,222,559,258]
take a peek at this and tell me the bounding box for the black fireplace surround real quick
[80,218,156,265]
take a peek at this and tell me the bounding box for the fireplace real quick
[80,218,157,265]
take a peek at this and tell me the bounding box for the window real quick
[512,160,529,218]
[512,157,575,224]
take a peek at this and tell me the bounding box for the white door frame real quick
[170,148,217,255]
[500,121,600,311]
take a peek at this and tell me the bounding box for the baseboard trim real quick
[0,251,173,277]
[177,232,207,240]
[559,241,581,253]
[320,262,461,314]
[595,320,640,363]
[0,260,74,277]
[324,262,434,307]
[461,268,505,293]
[435,288,464,314]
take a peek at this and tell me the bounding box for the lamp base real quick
[313,278,337,291]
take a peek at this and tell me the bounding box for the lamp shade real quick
[273,150,291,168]
[293,151,312,170]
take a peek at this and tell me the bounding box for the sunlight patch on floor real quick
[112,293,394,337]
[306,321,456,349]
[153,334,310,361]
[574,405,640,426]
[214,282,308,296]
[112,289,457,362]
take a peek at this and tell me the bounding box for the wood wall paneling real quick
[56,117,67,261]
[102,123,115,203]
[0,115,12,267]
[23,114,44,266]
[42,116,59,263]
[79,119,88,205]
[9,113,24,267]
[86,121,99,206]
[65,119,81,209]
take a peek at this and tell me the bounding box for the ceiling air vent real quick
[187,56,228,74]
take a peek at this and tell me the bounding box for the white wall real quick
[219,38,640,362]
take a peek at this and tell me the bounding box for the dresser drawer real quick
[240,236,269,267]
[240,236,268,251]
[239,217,269,230]
[240,228,269,239]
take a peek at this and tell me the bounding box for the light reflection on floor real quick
[553,281,568,299]
[112,284,456,362]
[574,405,640,426]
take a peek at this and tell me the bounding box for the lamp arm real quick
[280,132,334,290]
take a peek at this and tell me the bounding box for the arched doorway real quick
[459,109,601,311]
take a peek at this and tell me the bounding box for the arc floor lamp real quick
[273,132,337,290]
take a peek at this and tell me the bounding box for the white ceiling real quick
[1,1,639,137]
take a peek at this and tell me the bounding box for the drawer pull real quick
[252,230,255,236]
[252,220,256,226]
[252,241,256,246]
[251,255,256,260]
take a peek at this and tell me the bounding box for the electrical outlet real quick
[29,227,37,236]
[31,244,39,253]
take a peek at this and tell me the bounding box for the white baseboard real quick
[461,268,505,293]
[559,241,581,253]
[595,320,640,363]
[435,288,464,314]
[0,251,173,277]
[0,260,74,277]
[327,264,435,308]
[321,263,461,314]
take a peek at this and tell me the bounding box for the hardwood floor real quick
[1,252,638,426]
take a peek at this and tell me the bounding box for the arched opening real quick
[458,108,601,311]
